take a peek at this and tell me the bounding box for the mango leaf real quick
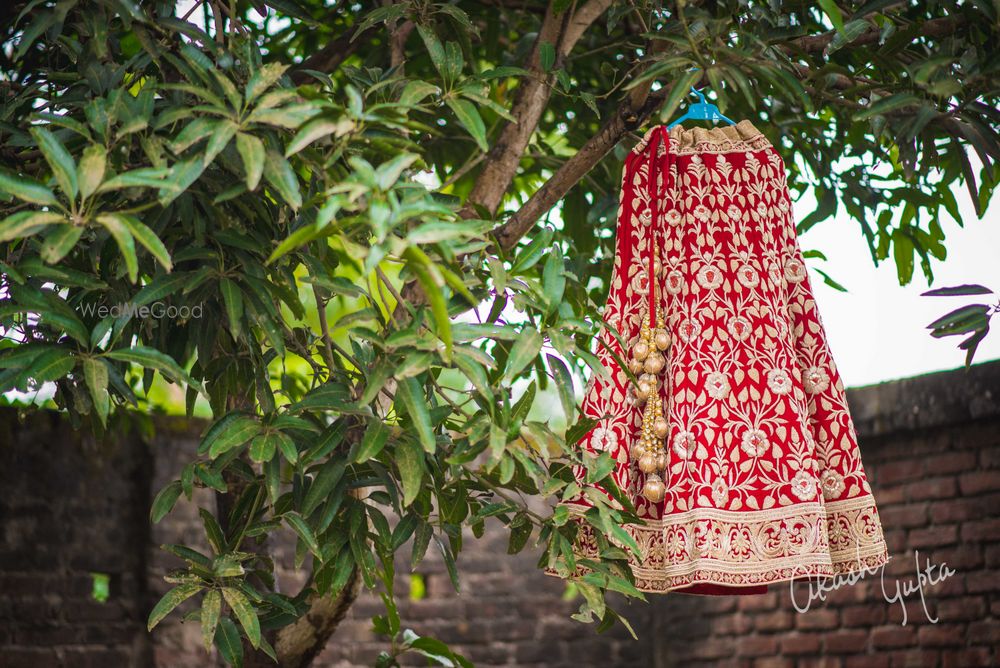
[396,437,425,506]
[221,587,260,649]
[31,126,78,200]
[147,583,202,631]
[235,133,265,191]
[445,98,488,151]
[77,144,107,199]
[200,590,221,651]
[150,480,183,523]
[396,377,435,453]
[0,170,58,206]
[214,617,243,668]
[0,211,66,242]
[262,150,302,209]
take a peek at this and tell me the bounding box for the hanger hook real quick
[690,86,706,104]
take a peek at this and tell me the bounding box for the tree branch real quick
[289,26,373,85]
[786,13,966,55]
[494,80,668,251]
[274,570,362,668]
[460,0,614,218]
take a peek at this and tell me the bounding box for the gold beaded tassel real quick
[629,302,672,503]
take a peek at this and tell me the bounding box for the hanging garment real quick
[554,120,889,595]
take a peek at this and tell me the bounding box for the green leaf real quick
[284,512,321,558]
[542,246,566,310]
[417,25,447,78]
[147,583,201,631]
[504,329,542,381]
[105,346,199,390]
[353,419,390,463]
[200,590,221,652]
[205,120,238,165]
[285,117,353,157]
[117,213,173,271]
[301,456,347,517]
[657,69,702,124]
[827,18,872,54]
[396,438,425,506]
[817,0,845,33]
[221,587,260,649]
[219,278,243,338]
[539,41,556,71]
[77,144,107,200]
[17,348,75,386]
[214,617,243,668]
[205,417,262,458]
[853,93,921,122]
[133,272,190,306]
[245,63,289,104]
[248,433,275,463]
[0,170,58,206]
[262,150,302,209]
[445,98,488,151]
[396,377,435,453]
[400,81,440,106]
[235,133,265,191]
[83,357,110,425]
[150,480,183,523]
[39,225,83,263]
[922,284,994,297]
[0,211,65,242]
[95,213,138,282]
[31,126,78,200]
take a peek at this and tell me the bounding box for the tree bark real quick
[460,0,614,218]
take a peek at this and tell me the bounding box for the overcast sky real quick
[793,173,998,388]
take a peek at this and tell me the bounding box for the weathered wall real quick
[1,360,998,668]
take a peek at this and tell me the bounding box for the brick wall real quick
[0,411,153,668]
[1,360,998,667]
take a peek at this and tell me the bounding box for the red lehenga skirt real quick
[557,120,889,594]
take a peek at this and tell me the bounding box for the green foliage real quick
[1,0,997,665]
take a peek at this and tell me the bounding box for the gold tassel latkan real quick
[630,305,671,503]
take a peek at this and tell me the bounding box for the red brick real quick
[966,571,997,593]
[941,647,993,668]
[908,525,958,549]
[878,460,924,485]
[958,471,999,495]
[845,656,891,668]
[917,623,965,647]
[825,630,869,654]
[929,498,980,523]
[781,633,821,654]
[877,485,906,505]
[713,613,753,635]
[961,518,1000,542]
[889,649,938,667]
[934,596,985,622]
[905,477,956,501]
[842,604,887,627]
[752,658,794,668]
[967,619,1000,646]
[737,634,778,657]
[754,610,794,632]
[880,504,928,529]
[871,625,916,648]
[924,451,976,475]
[738,591,779,611]
[795,608,839,630]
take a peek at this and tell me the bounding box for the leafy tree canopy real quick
[1,0,997,665]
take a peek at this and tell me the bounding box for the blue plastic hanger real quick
[667,85,736,129]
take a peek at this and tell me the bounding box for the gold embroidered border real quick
[547,495,889,593]
[633,119,773,157]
